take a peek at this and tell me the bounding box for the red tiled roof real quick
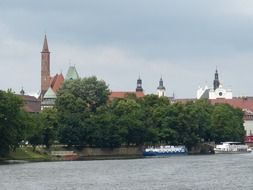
[50,73,64,93]
[173,98,196,103]
[210,98,253,112]
[109,91,145,101]
[210,98,253,121]
[17,95,41,113]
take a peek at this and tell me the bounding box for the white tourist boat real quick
[143,145,187,156]
[214,142,252,154]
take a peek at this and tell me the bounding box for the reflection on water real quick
[1,154,253,190]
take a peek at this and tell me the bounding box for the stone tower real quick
[157,77,166,97]
[136,76,143,92]
[213,69,220,91]
[41,35,51,98]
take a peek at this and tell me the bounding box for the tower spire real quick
[213,68,220,91]
[20,86,25,95]
[42,35,49,52]
[41,35,51,99]
[136,75,143,92]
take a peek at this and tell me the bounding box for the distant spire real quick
[157,77,165,90]
[40,34,51,98]
[20,87,25,95]
[42,35,49,52]
[136,75,143,92]
[157,77,166,97]
[213,68,220,90]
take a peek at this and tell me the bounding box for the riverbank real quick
[0,143,214,162]
[0,147,51,162]
[0,146,143,162]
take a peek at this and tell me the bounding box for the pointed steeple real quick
[41,35,51,98]
[20,87,25,95]
[157,77,165,90]
[136,75,143,92]
[213,69,220,91]
[42,35,49,53]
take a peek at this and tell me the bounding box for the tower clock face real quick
[219,92,223,96]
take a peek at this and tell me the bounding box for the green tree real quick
[27,108,58,150]
[56,92,89,146]
[180,100,214,149]
[55,76,110,146]
[26,114,43,152]
[140,95,171,145]
[211,104,245,143]
[40,108,58,148]
[88,106,122,148]
[154,105,180,145]
[57,76,110,112]
[0,90,29,156]
[111,98,147,146]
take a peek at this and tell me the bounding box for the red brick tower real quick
[41,35,51,98]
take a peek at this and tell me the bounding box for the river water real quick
[1,154,253,190]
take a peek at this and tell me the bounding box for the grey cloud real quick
[0,0,253,97]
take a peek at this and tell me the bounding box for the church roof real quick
[50,73,64,93]
[43,87,56,99]
[65,66,79,80]
[210,98,253,119]
[200,88,210,99]
[109,91,145,101]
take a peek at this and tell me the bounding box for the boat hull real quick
[214,149,251,154]
[143,152,187,156]
[143,145,187,156]
[214,142,252,154]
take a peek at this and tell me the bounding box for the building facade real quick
[109,76,145,100]
[197,69,232,100]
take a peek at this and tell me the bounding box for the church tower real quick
[41,35,51,98]
[157,77,166,97]
[213,69,220,91]
[136,76,143,92]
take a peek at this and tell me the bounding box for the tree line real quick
[0,77,245,156]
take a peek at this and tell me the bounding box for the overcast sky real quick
[1,0,253,98]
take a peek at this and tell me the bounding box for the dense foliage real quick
[54,77,245,150]
[0,76,246,156]
[0,90,29,156]
[55,77,110,146]
[27,108,58,151]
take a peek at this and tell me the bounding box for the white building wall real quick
[244,120,253,136]
[198,86,233,100]
[197,85,209,99]
[157,89,165,97]
[197,88,204,99]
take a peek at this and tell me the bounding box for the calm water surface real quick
[1,154,253,190]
